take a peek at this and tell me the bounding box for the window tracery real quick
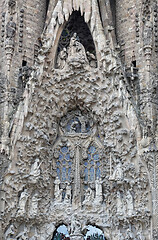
[52,109,103,205]
[83,145,102,183]
[54,144,74,183]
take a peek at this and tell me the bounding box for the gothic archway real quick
[55,11,97,69]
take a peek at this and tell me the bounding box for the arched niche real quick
[55,11,97,69]
[52,224,70,240]
[84,225,106,240]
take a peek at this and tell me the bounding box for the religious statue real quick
[17,189,28,216]
[144,20,153,46]
[64,182,71,204]
[94,178,103,204]
[83,186,94,206]
[57,47,68,69]
[78,115,88,133]
[54,177,62,203]
[6,17,16,40]
[29,158,41,183]
[109,161,124,182]
[86,51,97,68]
[116,191,124,216]
[29,192,39,217]
[70,119,80,133]
[66,33,89,69]
[126,190,134,216]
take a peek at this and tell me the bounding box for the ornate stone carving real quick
[109,161,124,182]
[71,214,81,235]
[16,227,28,240]
[1,0,153,239]
[5,224,15,240]
[125,190,134,216]
[83,186,94,206]
[54,177,62,203]
[94,178,103,204]
[6,17,16,41]
[64,182,72,204]
[17,189,28,216]
[29,192,39,218]
[29,158,41,183]
[117,191,125,216]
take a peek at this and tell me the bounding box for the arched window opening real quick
[52,225,70,240]
[84,145,102,184]
[56,11,97,69]
[53,109,103,206]
[54,145,73,183]
[84,225,106,240]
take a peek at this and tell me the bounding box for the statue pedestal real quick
[70,233,84,240]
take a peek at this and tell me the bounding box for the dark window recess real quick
[132,60,136,68]
[22,60,27,67]
[46,0,50,17]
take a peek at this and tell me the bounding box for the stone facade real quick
[0,0,157,239]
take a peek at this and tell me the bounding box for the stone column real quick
[73,142,81,207]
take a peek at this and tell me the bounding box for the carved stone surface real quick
[0,0,157,239]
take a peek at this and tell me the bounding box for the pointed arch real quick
[55,11,97,69]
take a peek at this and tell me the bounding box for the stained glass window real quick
[84,145,101,182]
[55,146,72,182]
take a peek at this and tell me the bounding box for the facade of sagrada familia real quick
[0,0,158,239]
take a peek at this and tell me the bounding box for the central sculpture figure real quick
[57,33,89,69]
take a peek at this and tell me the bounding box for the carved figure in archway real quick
[66,33,89,69]
[70,119,80,133]
[64,182,71,204]
[6,17,16,40]
[17,189,28,216]
[110,161,124,182]
[29,158,41,183]
[117,191,124,216]
[54,177,62,202]
[57,47,68,69]
[94,178,103,204]
[83,186,94,205]
[126,190,134,216]
[86,51,97,68]
[29,192,39,217]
